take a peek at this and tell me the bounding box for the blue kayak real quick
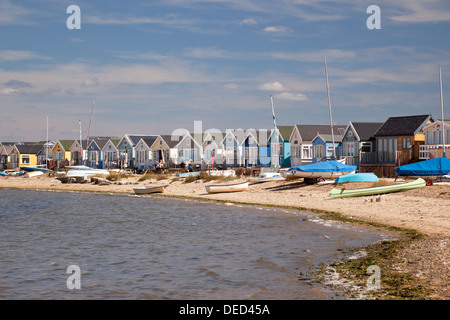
[335,173,379,183]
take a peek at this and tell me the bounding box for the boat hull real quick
[65,169,110,178]
[334,173,379,183]
[133,185,167,194]
[248,174,284,184]
[282,169,355,179]
[329,178,426,198]
[205,182,249,193]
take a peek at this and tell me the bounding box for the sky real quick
[1,0,450,142]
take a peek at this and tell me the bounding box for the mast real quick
[270,95,280,169]
[79,120,83,164]
[46,116,49,169]
[86,100,95,165]
[439,65,446,157]
[324,57,336,159]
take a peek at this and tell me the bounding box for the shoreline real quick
[1,173,448,299]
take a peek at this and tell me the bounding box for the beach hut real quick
[87,138,110,169]
[117,134,158,169]
[69,140,88,166]
[0,144,14,169]
[289,124,346,167]
[312,133,343,163]
[420,120,450,160]
[221,130,241,167]
[241,130,260,167]
[9,143,43,169]
[102,138,121,168]
[52,140,75,169]
[373,114,436,165]
[268,125,293,168]
[174,133,202,167]
[340,122,383,166]
[134,136,170,169]
[200,131,224,169]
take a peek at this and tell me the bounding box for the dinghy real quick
[248,172,284,184]
[205,181,249,194]
[176,171,200,178]
[334,172,379,184]
[329,178,426,199]
[133,185,168,194]
[281,160,357,180]
[65,168,110,178]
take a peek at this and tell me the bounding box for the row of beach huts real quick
[1,114,449,177]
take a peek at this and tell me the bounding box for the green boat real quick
[329,178,426,199]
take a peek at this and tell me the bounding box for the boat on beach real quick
[281,160,357,181]
[65,168,110,178]
[133,185,168,194]
[205,181,249,194]
[334,172,379,184]
[329,178,426,199]
[176,171,200,178]
[21,166,52,173]
[248,172,284,184]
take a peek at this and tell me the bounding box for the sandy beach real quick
[1,172,448,299]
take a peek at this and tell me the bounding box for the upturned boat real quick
[334,172,379,184]
[133,185,168,194]
[329,178,426,199]
[281,160,356,180]
[248,172,284,184]
[205,181,249,194]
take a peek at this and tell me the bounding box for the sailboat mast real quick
[439,65,446,157]
[46,116,49,169]
[86,100,95,164]
[324,57,336,159]
[270,95,280,168]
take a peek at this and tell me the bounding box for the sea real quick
[0,188,391,300]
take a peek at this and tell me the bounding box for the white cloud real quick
[240,18,257,25]
[263,26,292,33]
[0,1,33,25]
[259,81,285,91]
[82,77,100,87]
[183,47,236,59]
[274,92,308,101]
[0,50,47,62]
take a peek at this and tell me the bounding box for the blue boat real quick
[176,171,200,178]
[396,156,450,185]
[396,157,450,177]
[281,160,357,180]
[335,173,379,184]
[21,166,52,173]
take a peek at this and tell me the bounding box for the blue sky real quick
[1,0,450,141]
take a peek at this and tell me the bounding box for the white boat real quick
[248,172,284,184]
[205,181,249,193]
[207,169,236,177]
[65,165,92,172]
[65,168,110,178]
[133,185,167,194]
[25,171,44,178]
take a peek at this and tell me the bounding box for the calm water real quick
[0,189,390,300]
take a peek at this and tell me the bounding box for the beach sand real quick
[1,173,448,299]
